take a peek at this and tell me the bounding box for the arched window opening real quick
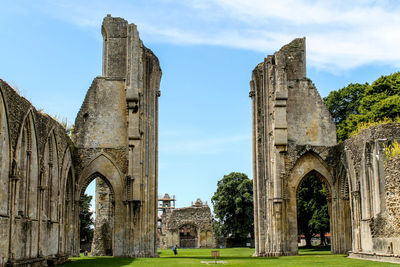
[16,114,38,219]
[80,175,114,256]
[297,171,331,249]
[179,224,198,248]
[63,169,74,255]
[0,91,10,215]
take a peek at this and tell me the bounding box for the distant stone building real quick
[159,199,216,249]
[157,193,176,247]
[0,15,161,266]
[250,37,400,264]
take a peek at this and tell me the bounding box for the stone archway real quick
[76,153,124,256]
[295,170,331,248]
[12,110,40,259]
[79,172,115,256]
[63,168,75,256]
[179,224,198,248]
[286,152,335,255]
[59,147,78,257]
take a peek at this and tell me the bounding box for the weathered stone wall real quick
[74,78,128,149]
[343,124,400,263]
[0,79,76,266]
[251,42,400,265]
[74,15,161,258]
[287,79,337,146]
[91,178,113,256]
[160,204,216,249]
[0,14,161,265]
[370,156,400,240]
[381,157,400,237]
[250,38,343,257]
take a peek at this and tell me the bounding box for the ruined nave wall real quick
[344,124,400,263]
[74,15,161,258]
[0,79,76,266]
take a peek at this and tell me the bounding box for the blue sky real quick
[1,0,399,210]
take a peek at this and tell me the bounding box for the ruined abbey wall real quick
[74,15,161,258]
[343,124,400,262]
[251,38,400,264]
[0,15,161,265]
[159,203,216,249]
[91,178,113,256]
[0,79,76,266]
[250,38,342,257]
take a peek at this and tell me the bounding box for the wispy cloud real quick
[30,0,400,71]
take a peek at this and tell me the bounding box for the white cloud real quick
[34,0,400,71]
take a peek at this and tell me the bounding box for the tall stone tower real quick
[74,15,161,257]
[250,38,338,256]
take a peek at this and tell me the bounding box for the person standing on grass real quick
[172,245,178,256]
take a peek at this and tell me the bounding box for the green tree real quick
[211,172,253,244]
[79,194,94,244]
[324,72,400,142]
[323,83,367,124]
[297,173,330,247]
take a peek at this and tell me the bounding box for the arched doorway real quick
[79,173,115,256]
[74,153,125,257]
[0,88,10,260]
[179,224,198,248]
[296,171,330,248]
[286,152,351,255]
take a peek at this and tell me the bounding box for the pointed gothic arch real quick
[42,129,60,221]
[75,153,124,256]
[13,110,40,259]
[15,110,39,219]
[285,152,335,254]
[39,129,60,257]
[0,87,10,260]
[0,87,10,215]
[284,151,351,254]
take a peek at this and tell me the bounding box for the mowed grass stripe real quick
[68,247,397,266]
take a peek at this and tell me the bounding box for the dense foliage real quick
[79,193,94,244]
[211,172,254,243]
[324,72,400,142]
[297,174,330,247]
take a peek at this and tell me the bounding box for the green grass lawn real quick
[68,247,396,266]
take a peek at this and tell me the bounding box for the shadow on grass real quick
[67,257,135,266]
[298,246,332,256]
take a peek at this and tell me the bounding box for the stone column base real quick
[349,251,400,264]
[6,255,70,267]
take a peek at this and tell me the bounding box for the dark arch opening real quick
[79,172,115,256]
[296,170,331,250]
[179,224,198,248]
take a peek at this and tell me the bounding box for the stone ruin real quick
[0,14,399,266]
[250,37,400,263]
[91,179,113,256]
[0,15,161,266]
[159,198,216,249]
